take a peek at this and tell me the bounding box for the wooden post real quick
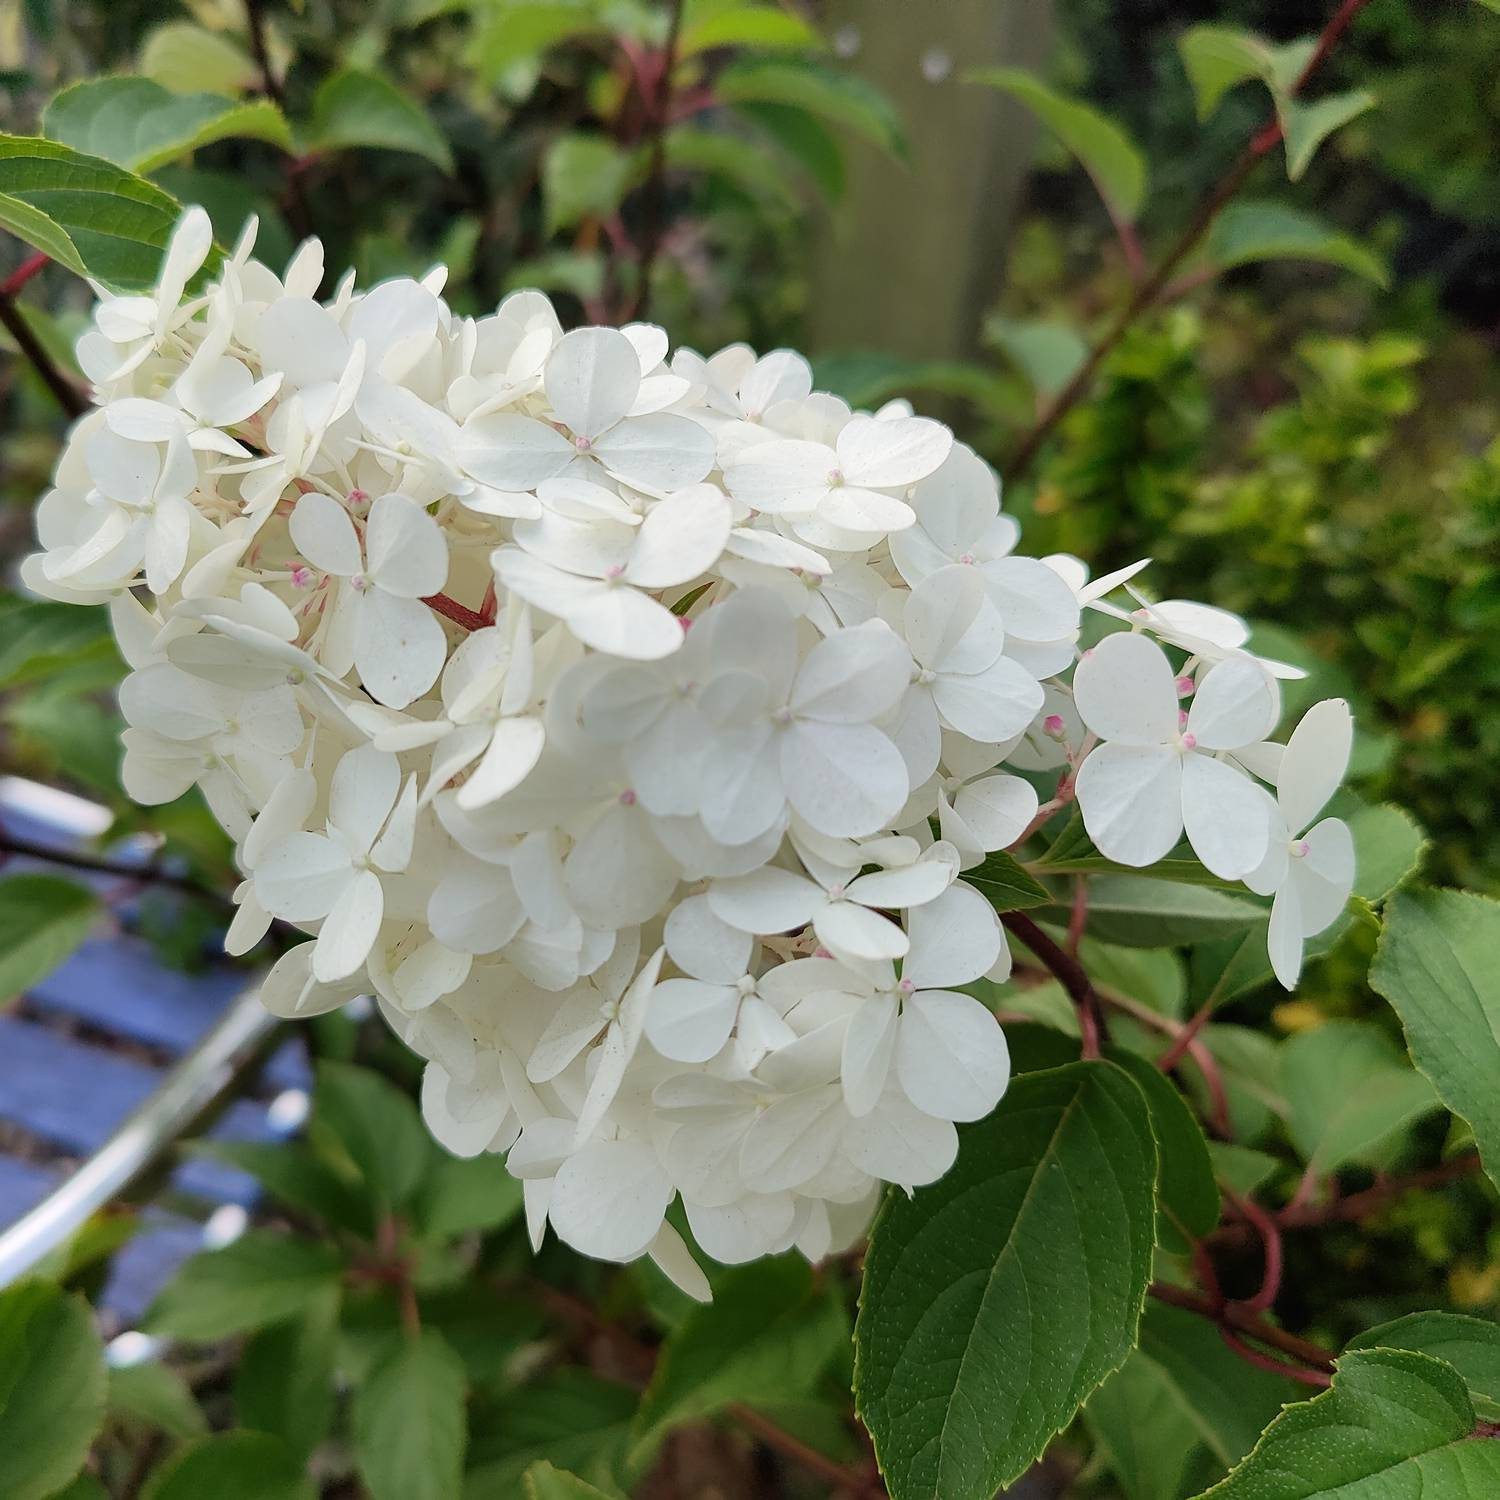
[807,0,1055,362]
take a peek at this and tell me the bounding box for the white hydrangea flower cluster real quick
[25,210,1356,1293]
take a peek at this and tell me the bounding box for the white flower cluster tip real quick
[26,209,1355,1293]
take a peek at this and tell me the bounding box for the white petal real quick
[458,412,574,489]
[1278,699,1352,834]
[836,413,952,487]
[592,414,716,492]
[1075,741,1184,866]
[1291,817,1354,936]
[952,774,1038,851]
[290,490,362,578]
[904,565,994,671]
[313,868,384,982]
[625,485,732,588]
[845,859,953,910]
[902,882,1002,989]
[789,619,911,724]
[645,979,738,1062]
[1267,882,1305,990]
[575,946,664,1143]
[549,1139,673,1262]
[528,984,607,1082]
[565,803,680,928]
[1187,655,1281,751]
[259,942,360,1018]
[817,486,915,535]
[738,1087,843,1192]
[646,1223,712,1300]
[256,832,350,920]
[841,993,898,1117]
[565,584,686,661]
[707,866,822,936]
[814,900,909,962]
[1073,631,1179,745]
[896,991,1009,1122]
[780,721,908,839]
[330,743,401,854]
[545,327,639,438]
[983,556,1080,642]
[724,439,834,514]
[455,716,546,810]
[355,591,448,709]
[366,493,448,599]
[664,893,754,982]
[842,1095,958,1187]
[932,655,1044,743]
[684,1195,795,1266]
[1181,753,1273,881]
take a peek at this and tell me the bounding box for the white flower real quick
[1074,631,1279,878]
[1244,699,1356,987]
[289,489,449,708]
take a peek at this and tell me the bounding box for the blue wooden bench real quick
[0,776,309,1325]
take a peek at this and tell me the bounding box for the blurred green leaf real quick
[1201,1349,1500,1497]
[139,23,260,96]
[42,78,290,173]
[188,1138,373,1236]
[1281,89,1375,180]
[716,58,907,160]
[140,1432,314,1500]
[1371,885,1500,1191]
[0,596,114,688]
[523,1462,615,1499]
[0,136,182,290]
[1206,200,1388,286]
[680,5,821,55]
[1177,25,1283,121]
[307,68,454,172]
[733,100,845,200]
[629,1257,847,1470]
[985,315,1087,398]
[355,1332,468,1500]
[236,1286,339,1461]
[0,1280,106,1500]
[467,1,609,80]
[856,1061,1156,1499]
[967,68,1147,222]
[415,1153,525,1241]
[1279,1020,1440,1175]
[312,1060,433,1216]
[1083,1350,1206,1500]
[0,875,100,1004]
[144,1231,344,1341]
[543,132,636,234]
[1041,876,1264,947]
[1208,1141,1281,1197]
[665,128,802,210]
[108,1361,206,1441]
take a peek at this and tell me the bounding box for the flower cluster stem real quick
[0,257,87,419]
[1002,911,1107,1059]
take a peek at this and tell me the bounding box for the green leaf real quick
[354,1330,468,1500]
[140,23,261,96]
[855,1060,1157,1498]
[630,1257,848,1470]
[1280,89,1375,180]
[415,1153,525,1241]
[963,848,1050,911]
[1177,26,1282,120]
[52,1478,108,1500]
[1109,1048,1219,1252]
[1206,200,1388,286]
[1043,876,1264,947]
[466,2,609,81]
[109,1361,206,1440]
[144,1230,344,1340]
[1136,1300,1301,1474]
[1208,1142,1281,1197]
[0,1281,106,1500]
[188,1139,372,1236]
[464,1371,634,1497]
[312,1059,432,1215]
[966,68,1147,222]
[43,78,290,173]
[1198,1348,1500,1497]
[542,133,636,235]
[0,595,114,688]
[984,315,1087,398]
[1348,1313,1500,1422]
[680,6,822,55]
[0,875,100,1002]
[307,69,454,173]
[1080,938,1185,1018]
[0,136,183,291]
[1370,886,1500,1191]
[1036,815,1242,890]
[236,1286,339,1461]
[140,1432,315,1500]
[1083,1350,1207,1500]
[523,1462,614,1500]
[733,100,845,200]
[1187,1024,1285,1142]
[664,128,802,211]
[715,59,907,160]
[1279,1020,1439,1175]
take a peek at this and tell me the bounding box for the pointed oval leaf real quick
[307,69,455,173]
[353,1331,468,1500]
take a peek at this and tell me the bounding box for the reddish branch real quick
[0,260,88,418]
[1276,1153,1484,1229]
[1005,0,1376,481]
[423,591,491,632]
[1002,911,1107,1059]
[627,0,686,320]
[1149,1282,1336,1382]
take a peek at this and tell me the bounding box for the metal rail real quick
[0,985,280,1288]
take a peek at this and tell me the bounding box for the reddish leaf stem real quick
[1002,911,1107,1059]
[1,251,48,298]
[423,592,491,632]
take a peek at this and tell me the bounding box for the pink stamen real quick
[290,564,312,588]
[1180,731,1197,750]
[618,788,637,806]
[1043,714,1066,738]
[1176,674,1195,696]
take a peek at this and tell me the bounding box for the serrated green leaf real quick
[312,1059,433,1215]
[1279,1020,1439,1175]
[716,58,907,160]
[0,1280,106,1500]
[966,68,1147,222]
[0,136,183,290]
[143,1231,344,1341]
[139,23,260,95]
[1348,1314,1500,1422]
[1370,886,1500,1192]
[1083,1350,1207,1500]
[1280,88,1375,179]
[680,6,822,55]
[1109,1048,1219,1252]
[1207,200,1388,285]
[524,1464,613,1500]
[140,1432,314,1500]
[307,69,454,172]
[542,132,636,235]
[43,78,291,173]
[1198,1348,1500,1497]
[0,875,100,1003]
[963,848,1050,911]
[855,1060,1157,1499]
[236,1285,339,1461]
[108,1361,206,1440]
[354,1330,467,1500]
[629,1257,847,1471]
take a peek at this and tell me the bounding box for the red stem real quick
[1002,911,1107,1059]
[1,252,48,298]
[423,592,490,632]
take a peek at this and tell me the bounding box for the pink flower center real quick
[573,435,592,452]
[1292,838,1310,858]
[1175,675,1195,697]
[1180,731,1198,750]
[618,788,637,806]
[1043,714,1066,737]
